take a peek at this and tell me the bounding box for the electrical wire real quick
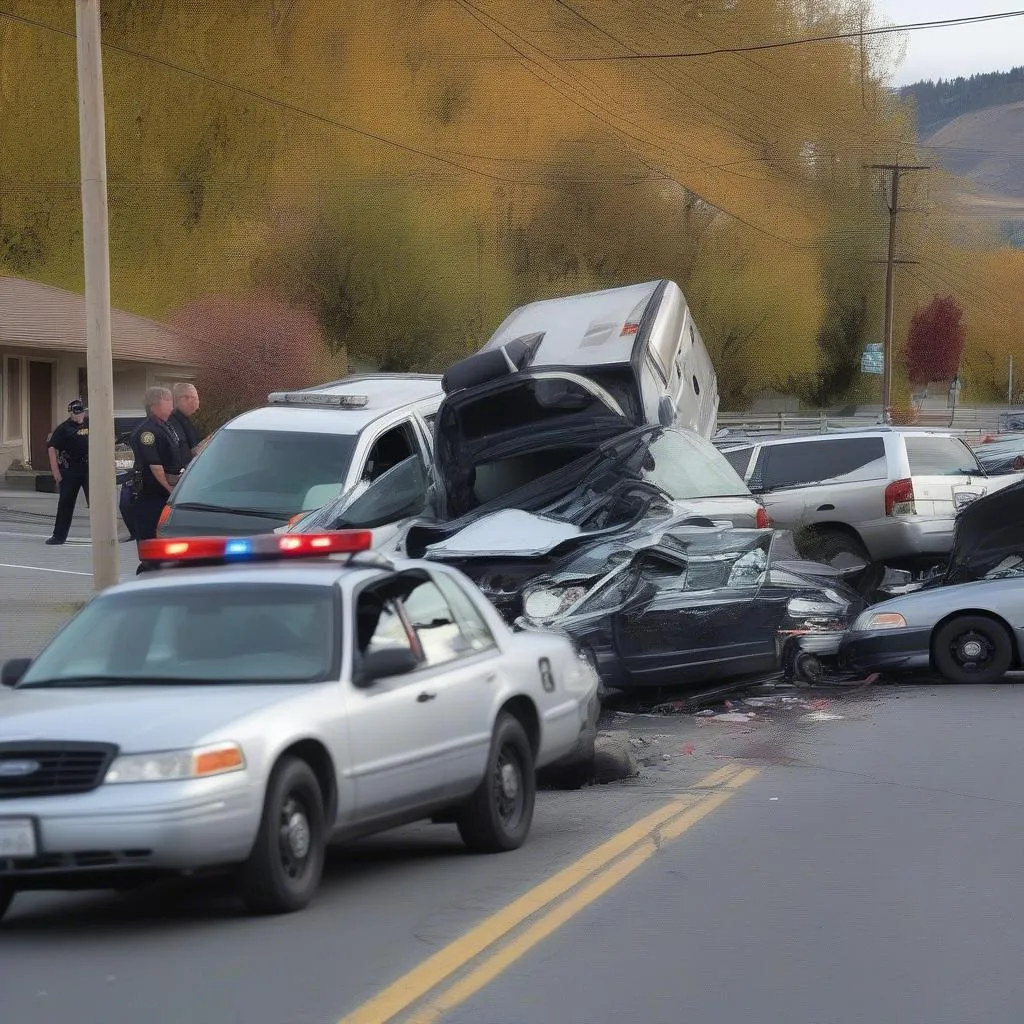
[556,10,1024,61]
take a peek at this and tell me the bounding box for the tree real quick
[168,295,344,429]
[902,295,966,386]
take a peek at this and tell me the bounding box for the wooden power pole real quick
[868,161,930,418]
[76,0,119,590]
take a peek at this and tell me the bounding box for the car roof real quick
[717,426,965,449]
[479,280,665,369]
[224,374,444,434]
[98,557,459,596]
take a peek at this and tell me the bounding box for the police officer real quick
[170,382,202,466]
[129,386,184,568]
[45,398,90,546]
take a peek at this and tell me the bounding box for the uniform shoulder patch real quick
[140,430,156,445]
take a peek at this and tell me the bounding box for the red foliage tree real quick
[902,295,966,386]
[169,295,338,428]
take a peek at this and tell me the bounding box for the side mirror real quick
[1,658,31,688]
[356,647,420,687]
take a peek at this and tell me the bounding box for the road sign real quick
[861,343,883,375]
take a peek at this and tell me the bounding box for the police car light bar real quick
[267,392,369,408]
[138,531,374,564]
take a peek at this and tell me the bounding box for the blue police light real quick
[225,539,253,557]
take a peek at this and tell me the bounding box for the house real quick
[0,276,199,474]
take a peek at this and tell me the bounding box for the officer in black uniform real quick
[129,386,184,571]
[170,382,202,466]
[45,398,90,546]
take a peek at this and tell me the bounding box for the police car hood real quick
[0,684,315,752]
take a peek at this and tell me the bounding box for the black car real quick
[971,434,1024,476]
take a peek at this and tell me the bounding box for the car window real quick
[639,429,750,499]
[19,585,336,686]
[904,435,984,476]
[432,572,497,652]
[401,579,476,667]
[362,422,417,483]
[172,428,357,515]
[722,447,753,478]
[329,455,428,529]
[758,437,886,490]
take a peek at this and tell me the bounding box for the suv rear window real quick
[173,429,357,515]
[756,437,886,490]
[905,435,983,476]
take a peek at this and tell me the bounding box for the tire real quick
[932,615,1014,685]
[236,756,326,915]
[0,883,14,923]
[457,713,536,853]
[803,527,869,565]
[794,651,824,684]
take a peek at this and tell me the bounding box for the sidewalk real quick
[0,485,126,541]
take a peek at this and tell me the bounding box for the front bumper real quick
[0,773,261,889]
[837,627,933,674]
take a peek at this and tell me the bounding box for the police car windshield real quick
[18,584,337,687]
[172,429,358,516]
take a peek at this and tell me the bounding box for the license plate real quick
[0,818,37,858]
[954,491,980,509]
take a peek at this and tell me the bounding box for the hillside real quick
[900,67,1024,135]
[922,101,1024,200]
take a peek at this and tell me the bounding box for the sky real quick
[875,1,1024,85]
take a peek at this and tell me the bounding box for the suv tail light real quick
[885,478,916,516]
[755,506,772,529]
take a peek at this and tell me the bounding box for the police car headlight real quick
[851,611,907,632]
[523,585,588,623]
[104,742,246,784]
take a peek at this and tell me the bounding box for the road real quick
[4,679,1024,1023]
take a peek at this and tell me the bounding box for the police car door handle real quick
[483,672,497,683]
[416,691,437,703]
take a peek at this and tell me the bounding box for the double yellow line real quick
[340,762,759,1024]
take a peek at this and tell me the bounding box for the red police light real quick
[138,531,374,565]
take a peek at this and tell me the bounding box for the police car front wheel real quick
[236,756,326,915]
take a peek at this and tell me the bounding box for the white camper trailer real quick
[475,279,719,438]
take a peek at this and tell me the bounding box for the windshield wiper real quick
[173,502,291,519]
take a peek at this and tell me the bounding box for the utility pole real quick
[868,161,930,419]
[76,0,119,590]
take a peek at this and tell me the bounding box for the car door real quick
[613,542,779,685]
[345,573,500,822]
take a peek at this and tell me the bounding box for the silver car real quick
[719,428,1019,570]
[0,532,599,921]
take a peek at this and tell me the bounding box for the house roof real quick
[0,276,196,367]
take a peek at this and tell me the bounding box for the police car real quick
[0,532,600,920]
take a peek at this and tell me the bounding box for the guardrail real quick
[714,410,1015,444]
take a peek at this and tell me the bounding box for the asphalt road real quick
[4,680,1024,1023]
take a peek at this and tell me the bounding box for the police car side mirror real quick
[1,658,31,688]
[356,648,420,687]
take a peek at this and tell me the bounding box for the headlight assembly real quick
[522,585,588,622]
[104,742,246,784]
[853,611,907,632]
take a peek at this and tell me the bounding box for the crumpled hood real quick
[944,476,1024,585]
[0,685,314,753]
[424,509,582,558]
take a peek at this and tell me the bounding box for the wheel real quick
[457,713,536,852]
[801,527,869,564]
[932,616,1014,684]
[0,883,14,923]
[236,756,326,915]
[794,651,824,684]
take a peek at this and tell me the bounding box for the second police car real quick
[0,531,600,921]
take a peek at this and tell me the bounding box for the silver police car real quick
[0,531,600,920]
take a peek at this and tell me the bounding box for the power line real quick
[556,10,1024,61]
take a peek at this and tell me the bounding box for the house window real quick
[3,357,23,443]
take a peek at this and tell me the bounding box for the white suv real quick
[159,374,443,546]
[718,428,1019,571]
